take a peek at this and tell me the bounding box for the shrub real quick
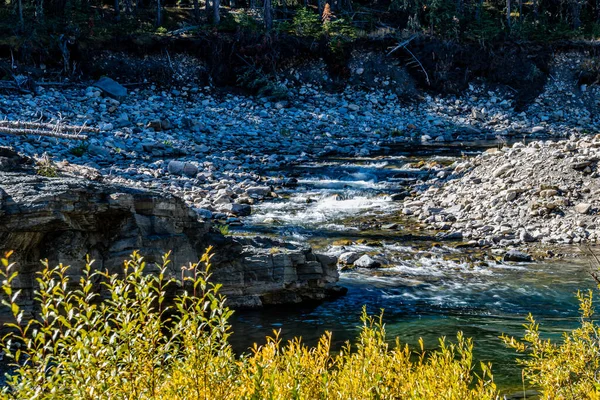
[35,153,58,177]
[236,66,289,100]
[0,250,498,399]
[69,142,88,157]
[291,7,323,38]
[502,290,600,399]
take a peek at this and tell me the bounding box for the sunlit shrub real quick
[0,249,498,399]
[502,290,600,399]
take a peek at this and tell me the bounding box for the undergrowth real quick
[3,247,600,399]
[0,249,498,399]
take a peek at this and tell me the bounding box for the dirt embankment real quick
[1,32,599,108]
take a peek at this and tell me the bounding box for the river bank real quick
[1,52,598,226]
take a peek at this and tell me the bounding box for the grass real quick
[35,154,58,177]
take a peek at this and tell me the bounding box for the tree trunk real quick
[476,0,483,21]
[317,0,323,17]
[518,0,522,23]
[533,0,538,20]
[571,1,581,29]
[17,0,23,28]
[36,0,44,21]
[115,0,120,20]
[506,0,511,29]
[213,0,220,25]
[193,0,199,20]
[156,0,161,26]
[206,0,211,20]
[264,0,272,30]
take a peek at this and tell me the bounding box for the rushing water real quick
[229,144,597,392]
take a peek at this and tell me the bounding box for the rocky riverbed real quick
[0,52,598,242]
[0,57,597,212]
[409,135,600,246]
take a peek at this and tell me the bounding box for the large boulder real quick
[93,77,128,101]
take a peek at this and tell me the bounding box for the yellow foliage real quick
[502,290,600,400]
[0,250,499,399]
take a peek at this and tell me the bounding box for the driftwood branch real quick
[0,121,98,140]
[0,127,89,140]
[387,35,430,86]
[0,120,99,134]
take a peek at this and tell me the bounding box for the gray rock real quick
[168,160,185,175]
[575,203,591,214]
[183,163,198,177]
[382,223,399,230]
[353,254,381,268]
[161,119,172,130]
[519,230,536,243]
[246,186,272,198]
[503,250,533,262]
[0,166,344,312]
[227,203,252,216]
[531,126,545,134]
[390,191,410,201]
[93,77,128,101]
[493,163,512,178]
[338,252,360,265]
[88,144,111,158]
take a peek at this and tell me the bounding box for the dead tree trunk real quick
[264,0,272,30]
[156,0,162,26]
[36,0,44,21]
[213,0,220,25]
[16,0,23,28]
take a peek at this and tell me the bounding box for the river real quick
[228,143,597,393]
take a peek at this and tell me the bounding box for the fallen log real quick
[0,120,99,134]
[0,126,88,140]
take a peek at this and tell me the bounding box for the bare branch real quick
[0,126,89,140]
[386,34,417,56]
[387,35,430,86]
[0,120,99,134]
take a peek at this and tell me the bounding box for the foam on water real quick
[249,191,397,228]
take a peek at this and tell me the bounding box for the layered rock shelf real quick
[0,150,343,321]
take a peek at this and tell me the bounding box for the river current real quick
[229,144,596,392]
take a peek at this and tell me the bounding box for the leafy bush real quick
[0,249,499,399]
[291,7,323,38]
[68,142,88,157]
[579,57,600,85]
[237,66,289,100]
[502,290,600,399]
